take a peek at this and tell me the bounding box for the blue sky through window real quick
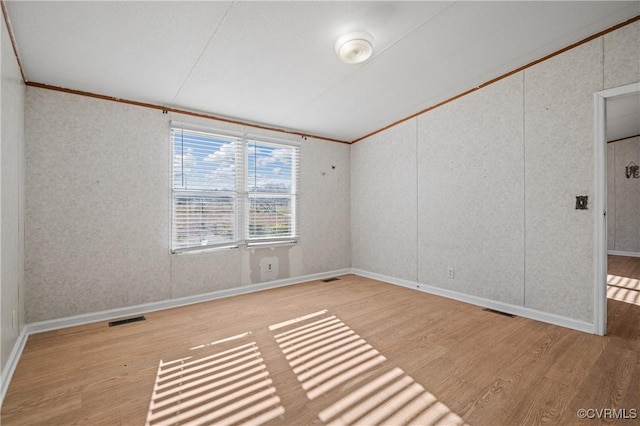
[247,141,293,193]
[173,130,294,192]
[171,127,299,251]
[173,130,237,191]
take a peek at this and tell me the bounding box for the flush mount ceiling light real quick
[335,31,374,64]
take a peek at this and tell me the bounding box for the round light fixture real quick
[335,31,374,64]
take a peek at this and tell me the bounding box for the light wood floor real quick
[2,259,639,425]
[608,255,640,306]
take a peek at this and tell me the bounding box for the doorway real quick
[594,82,640,335]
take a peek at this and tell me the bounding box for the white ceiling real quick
[606,92,640,142]
[5,1,640,142]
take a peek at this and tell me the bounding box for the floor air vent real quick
[482,308,516,318]
[322,277,341,283]
[109,316,146,327]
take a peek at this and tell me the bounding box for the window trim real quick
[171,122,300,254]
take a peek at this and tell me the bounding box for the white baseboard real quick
[1,328,28,408]
[608,250,640,258]
[26,268,351,335]
[351,268,595,334]
[2,265,596,408]
[0,268,349,408]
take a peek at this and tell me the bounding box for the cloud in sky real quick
[255,147,292,168]
[174,134,295,192]
[204,142,236,164]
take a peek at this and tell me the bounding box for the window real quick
[247,139,298,243]
[172,125,299,253]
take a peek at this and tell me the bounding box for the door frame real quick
[593,82,640,336]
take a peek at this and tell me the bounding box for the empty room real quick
[1,1,639,425]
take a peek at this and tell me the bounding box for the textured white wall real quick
[26,89,172,321]
[604,21,639,251]
[0,11,26,373]
[604,21,640,89]
[608,136,640,253]
[351,21,639,326]
[523,39,603,323]
[417,74,525,305]
[607,143,616,251]
[25,88,351,322]
[300,137,351,275]
[21,19,640,327]
[351,120,417,281]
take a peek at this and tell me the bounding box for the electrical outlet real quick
[447,267,455,279]
[259,257,278,281]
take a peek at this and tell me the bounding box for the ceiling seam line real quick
[0,0,27,83]
[371,1,457,59]
[277,2,457,127]
[170,1,236,105]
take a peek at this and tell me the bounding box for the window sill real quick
[171,244,239,256]
[246,240,298,249]
[172,240,298,255]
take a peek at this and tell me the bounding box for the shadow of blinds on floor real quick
[145,333,284,426]
[271,310,468,426]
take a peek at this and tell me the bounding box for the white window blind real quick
[246,139,299,245]
[171,126,299,253]
[172,128,242,252]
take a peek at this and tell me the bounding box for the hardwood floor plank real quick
[502,377,570,426]
[2,261,640,425]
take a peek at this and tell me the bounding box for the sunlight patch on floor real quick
[320,367,466,426]
[145,335,284,426]
[189,331,252,351]
[271,311,468,425]
[607,274,640,291]
[273,313,386,400]
[607,274,640,306]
